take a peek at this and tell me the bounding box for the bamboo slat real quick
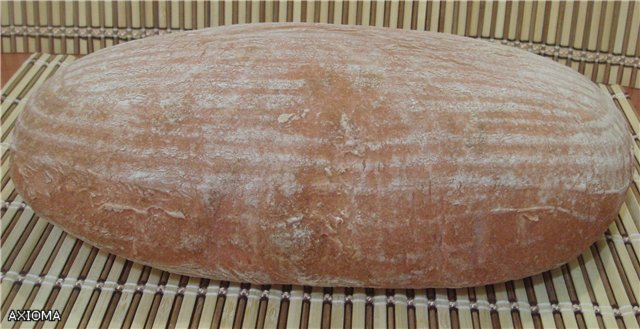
[263,287,282,328]
[2,53,640,328]
[581,249,620,328]
[306,288,323,328]
[9,226,65,329]
[36,241,93,328]
[196,281,221,329]
[474,286,494,329]
[1,207,36,268]
[453,288,472,329]
[85,256,128,328]
[1,195,24,236]
[1,179,16,203]
[394,291,408,329]
[133,269,165,327]
[149,273,181,328]
[434,289,451,329]
[549,267,580,329]
[351,288,366,328]
[21,237,88,329]
[106,262,145,328]
[283,285,301,329]
[493,284,514,329]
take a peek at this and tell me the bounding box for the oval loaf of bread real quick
[10,23,633,288]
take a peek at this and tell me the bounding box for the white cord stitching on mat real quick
[0,142,14,150]
[0,271,218,297]
[0,97,22,106]
[601,233,640,243]
[0,270,636,316]
[1,201,29,210]
[611,92,629,100]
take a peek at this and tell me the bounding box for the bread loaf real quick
[10,23,633,288]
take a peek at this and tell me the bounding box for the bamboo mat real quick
[1,0,639,89]
[1,53,639,329]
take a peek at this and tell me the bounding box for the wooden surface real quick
[3,52,640,111]
[629,87,640,114]
[1,53,32,88]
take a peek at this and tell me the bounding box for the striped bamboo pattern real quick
[1,53,640,328]
[0,0,639,89]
